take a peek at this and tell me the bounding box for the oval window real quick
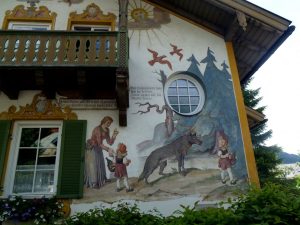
[164,72,205,116]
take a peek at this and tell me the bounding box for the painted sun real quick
[127,0,170,46]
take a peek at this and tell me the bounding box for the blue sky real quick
[247,0,300,154]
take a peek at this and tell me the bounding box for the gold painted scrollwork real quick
[0,93,77,120]
[2,5,57,29]
[67,3,116,30]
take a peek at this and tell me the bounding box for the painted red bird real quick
[148,48,173,70]
[169,43,183,61]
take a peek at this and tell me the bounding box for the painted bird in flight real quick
[148,48,173,70]
[170,43,183,61]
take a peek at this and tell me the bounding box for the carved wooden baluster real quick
[104,37,110,62]
[84,38,91,63]
[43,39,50,62]
[57,36,66,64]
[98,36,106,64]
[77,37,86,64]
[15,37,25,64]
[36,36,47,64]
[46,37,57,64]
[63,38,70,62]
[5,36,17,64]
[54,39,61,62]
[87,36,97,64]
[33,39,41,62]
[66,37,77,63]
[27,37,36,63]
[0,37,7,62]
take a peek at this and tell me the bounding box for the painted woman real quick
[85,116,119,188]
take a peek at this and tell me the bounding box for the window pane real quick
[13,171,34,193]
[38,149,56,165]
[17,148,37,166]
[73,26,91,31]
[191,105,198,112]
[165,74,205,115]
[168,96,178,104]
[168,87,177,95]
[20,128,39,147]
[40,128,59,148]
[170,81,177,87]
[189,87,199,96]
[190,96,200,104]
[179,96,189,104]
[178,87,188,95]
[177,79,187,86]
[180,105,190,113]
[31,27,48,31]
[34,171,55,193]
[171,105,179,112]
[188,81,195,87]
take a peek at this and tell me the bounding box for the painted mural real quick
[77,0,249,206]
[0,0,252,214]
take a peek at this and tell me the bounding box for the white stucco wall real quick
[0,0,247,216]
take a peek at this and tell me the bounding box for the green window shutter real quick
[56,120,87,199]
[0,120,12,183]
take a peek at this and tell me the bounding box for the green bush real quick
[62,203,164,225]
[61,184,300,225]
[164,204,239,225]
[230,183,300,225]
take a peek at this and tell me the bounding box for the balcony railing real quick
[0,30,127,67]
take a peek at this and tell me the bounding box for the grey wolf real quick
[138,131,202,183]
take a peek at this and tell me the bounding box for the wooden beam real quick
[224,17,240,41]
[116,67,128,126]
[0,74,19,99]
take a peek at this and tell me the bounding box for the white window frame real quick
[164,72,206,116]
[8,22,51,30]
[3,120,62,198]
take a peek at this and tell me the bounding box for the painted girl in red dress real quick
[217,131,236,185]
[114,143,133,192]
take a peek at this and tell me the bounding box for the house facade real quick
[0,0,294,215]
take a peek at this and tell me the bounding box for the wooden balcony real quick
[0,30,129,125]
[0,30,128,96]
[0,30,126,67]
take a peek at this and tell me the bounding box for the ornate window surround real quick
[2,5,57,30]
[0,93,77,120]
[67,3,116,31]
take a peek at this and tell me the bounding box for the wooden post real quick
[116,0,129,126]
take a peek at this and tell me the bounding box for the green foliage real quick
[242,78,284,186]
[0,196,64,224]
[165,203,239,225]
[254,145,283,183]
[230,183,300,225]
[61,184,300,225]
[62,203,164,225]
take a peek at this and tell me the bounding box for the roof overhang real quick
[245,106,265,129]
[145,0,295,83]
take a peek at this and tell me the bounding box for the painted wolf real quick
[138,131,202,183]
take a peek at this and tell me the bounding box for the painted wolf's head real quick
[187,131,202,145]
